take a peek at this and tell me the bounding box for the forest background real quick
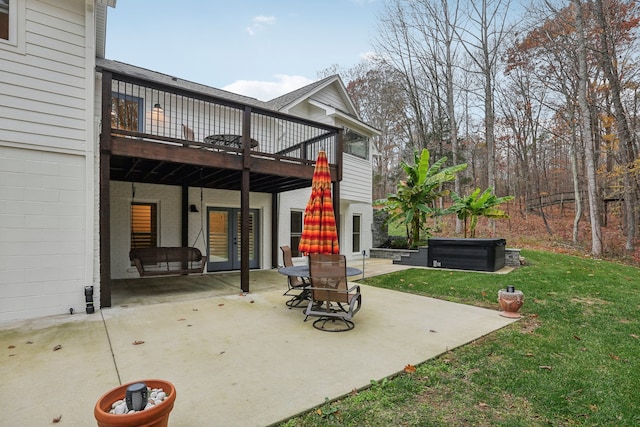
[321,0,640,264]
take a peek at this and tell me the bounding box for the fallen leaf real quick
[192,308,198,311]
[187,324,192,327]
[132,340,145,345]
[429,329,438,333]
[589,404,598,411]
[478,402,489,408]
[404,364,416,373]
[250,300,254,303]
[630,334,638,340]
[580,347,588,351]
[350,388,358,396]
[8,345,15,349]
[52,415,62,423]
[573,335,581,341]
[218,303,224,307]
[525,353,535,357]
[481,291,487,297]
[177,318,186,321]
[609,353,620,361]
[53,344,62,351]
[26,341,33,344]
[539,365,553,370]
[9,354,15,357]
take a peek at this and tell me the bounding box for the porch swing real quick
[128,168,206,277]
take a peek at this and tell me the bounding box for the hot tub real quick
[427,238,506,272]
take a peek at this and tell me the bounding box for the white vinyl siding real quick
[311,85,348,111]
[0,0,88,153]
[341,154,372,203]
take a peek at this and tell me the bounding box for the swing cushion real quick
[129,247,206,277]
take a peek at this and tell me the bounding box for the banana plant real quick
[382,149,467,248]
[448,187,514,238]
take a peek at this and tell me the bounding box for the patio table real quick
[203,134,259,148]
[278,265,362,279]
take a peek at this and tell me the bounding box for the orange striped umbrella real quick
[298,150,339,255]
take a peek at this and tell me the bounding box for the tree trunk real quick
[594,0,636,251]
[573,0,603,256]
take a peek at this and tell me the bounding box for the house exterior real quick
[0,0,379,323]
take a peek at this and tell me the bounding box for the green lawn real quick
[279,250,640,426]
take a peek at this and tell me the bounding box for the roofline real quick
[275,75,359,117]
[308,99,381,136]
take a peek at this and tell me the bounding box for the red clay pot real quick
[94,379,176,427]
[498,289,524,318]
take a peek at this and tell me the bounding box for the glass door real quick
[207,208,259,271]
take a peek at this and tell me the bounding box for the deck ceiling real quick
[110,155,314,193]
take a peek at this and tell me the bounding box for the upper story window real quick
[344,129,369,160]
[112,93,144,132]
[1,0,11,41]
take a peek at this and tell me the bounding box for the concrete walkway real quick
[0,259,516,426]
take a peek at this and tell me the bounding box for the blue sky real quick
[106,0,384,101]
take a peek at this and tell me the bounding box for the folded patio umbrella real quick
[298,150,340,255]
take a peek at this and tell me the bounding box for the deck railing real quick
[105,72,340,165]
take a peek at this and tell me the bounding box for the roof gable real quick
[267,75,358,118]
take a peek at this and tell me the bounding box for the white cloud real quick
[246,15,276,36]
[223,75,314,101]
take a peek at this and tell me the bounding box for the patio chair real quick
[304,253,362,332]
[181,124,195,141]
[280,245,309,308]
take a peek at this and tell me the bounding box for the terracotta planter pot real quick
[498,288,524,318]
[94,379,176,427]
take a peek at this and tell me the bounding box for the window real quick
[112,93,144,132]
[344,129,369,160]
[0,0,24,52]
[0,1,8,40]
[131,203,158,249]
[352,215,361,253]
[290,211,303,257]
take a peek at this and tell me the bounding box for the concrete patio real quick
[0,259,517,426]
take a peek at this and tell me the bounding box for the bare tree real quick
[455,0,512,190]
[594,0,637,251]
[572,0,603,255]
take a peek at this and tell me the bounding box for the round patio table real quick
[277,265,362,279]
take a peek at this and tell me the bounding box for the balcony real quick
[98,60,343,193]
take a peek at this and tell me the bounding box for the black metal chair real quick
[280,246,309,308]
[304,253,362,331]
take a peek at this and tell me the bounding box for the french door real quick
[206,207,260,271]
